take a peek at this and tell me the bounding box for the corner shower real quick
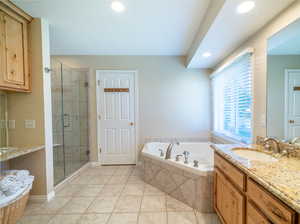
[51,59,89,185]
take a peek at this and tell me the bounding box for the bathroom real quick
[0,0,300,223]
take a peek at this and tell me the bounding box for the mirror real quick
[267,18,300,141]
[0,91,7,147]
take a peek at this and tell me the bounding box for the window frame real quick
[211,49,254,144]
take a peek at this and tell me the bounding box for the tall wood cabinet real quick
[0,1,32,92]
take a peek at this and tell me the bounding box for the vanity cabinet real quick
[214,168,245,224]
[0,2,31,92]
[214,151,298,224]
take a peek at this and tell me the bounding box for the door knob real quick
[129,122,134,126]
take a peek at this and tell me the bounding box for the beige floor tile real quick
[87,196,119,213]
[122,184,144,196]
[166,196,193,211]
[167,212,197,224]
[70,175,93,185]
[78,213,111,224]
[127,176,144,184]
[60,197,95,214]
[17,215,53,224]
[196,212,221,224]
[108,175,129,185]
[23,202,45,216]
[77,185,104,197]
[114,196,142,212]
[108,213,138,224]
[48,214,81,224]
[141,196,166,212]
[138,212,167,224]
[30,197,72,215]
[100,184,125,196]
[56,185,82,197]
[114,168,133,176]
[89,176,112,185]
[144,184,165,196]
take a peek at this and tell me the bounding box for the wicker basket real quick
[0,187,30,224]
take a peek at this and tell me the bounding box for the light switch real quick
[8,120,15,129]
[25,120,36,129]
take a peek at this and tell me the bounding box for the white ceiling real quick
[268,18,300,55]
[187,0,295,68]
[12,0,210,56]
[12,0,296,68]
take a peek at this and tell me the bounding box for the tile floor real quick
[18,165,220,224]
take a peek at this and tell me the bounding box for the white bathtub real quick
[141,142,214,176]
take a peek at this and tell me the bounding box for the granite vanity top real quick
[0,146,45,162]
[212,144,300,213]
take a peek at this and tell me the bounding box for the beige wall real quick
[267,55,300,138]
[213,0,300,140]
[53,56,211,162]
[8,19,48,195]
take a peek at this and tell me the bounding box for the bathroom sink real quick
[232,148,278,162]
[0,147,16,155]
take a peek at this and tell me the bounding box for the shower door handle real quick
[63,114,70,128]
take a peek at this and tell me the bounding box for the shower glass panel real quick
[51,59,89,185]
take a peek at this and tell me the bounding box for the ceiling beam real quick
[186,0,225,68]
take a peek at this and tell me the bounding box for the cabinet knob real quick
[289,120,295,124]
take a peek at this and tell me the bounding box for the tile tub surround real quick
[139,156,214,213]
[18,165,220,224]
[212,144,300,213]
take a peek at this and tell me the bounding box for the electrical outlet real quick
[8,120,15,129]
[25,120,36,129]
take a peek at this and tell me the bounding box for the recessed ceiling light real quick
[111,1,125,13]
[237,1,255,14]
[202,52,212,58]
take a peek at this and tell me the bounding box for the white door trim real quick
[284,69,300,139]
[96,70,139,165]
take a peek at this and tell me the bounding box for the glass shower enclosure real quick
[51,59,89,185]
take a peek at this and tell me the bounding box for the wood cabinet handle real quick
[266,202,287,222]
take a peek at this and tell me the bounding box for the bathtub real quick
[139,142,214,212]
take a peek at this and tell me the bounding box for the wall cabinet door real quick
[214,168,245,224]
[0,9,30,92]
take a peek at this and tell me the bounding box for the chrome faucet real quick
[183,151,190,164]
[291,137,300,145]
[263,137,281,153]
[165,139,180,159]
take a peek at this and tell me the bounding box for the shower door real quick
[51,59,89,185]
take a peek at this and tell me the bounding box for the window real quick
[212,53,253,144]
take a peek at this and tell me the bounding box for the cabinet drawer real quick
[247,179,296,224]
[247,201,271,224]
[214,152,245,190]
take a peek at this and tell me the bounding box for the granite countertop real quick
[0,146,45,162]
[212,144,300,213]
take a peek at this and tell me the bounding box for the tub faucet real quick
[165,139,180,160]
[183,151,190,164]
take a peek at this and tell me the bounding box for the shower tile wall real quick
[51,60,89,185]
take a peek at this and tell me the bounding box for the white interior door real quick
[96,70,136,165]
[285,69,300,139]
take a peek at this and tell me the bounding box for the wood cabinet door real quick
[247,201,271,224]
[0,10,30,91]
[214,169,245,224]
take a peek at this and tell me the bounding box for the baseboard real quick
[54,162,91,193]
[90,161,102,167]
[29,190,55,203]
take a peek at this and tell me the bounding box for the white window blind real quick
[212,53,253,144]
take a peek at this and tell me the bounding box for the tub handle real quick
[158,149,164,157]
[193,160,199,168]
[175,154,183,162]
